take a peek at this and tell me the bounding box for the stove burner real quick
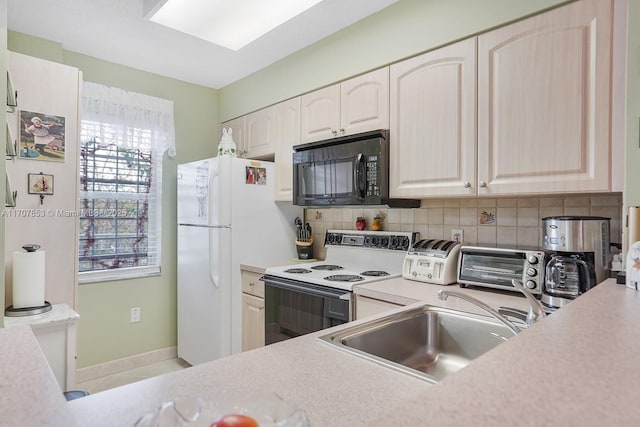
[284,268,312,274]
[361,270,390,277]
[324,274,364,282]
[311,264,344,271]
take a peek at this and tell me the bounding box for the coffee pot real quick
[544,254,596,300]
[541,216,610,310]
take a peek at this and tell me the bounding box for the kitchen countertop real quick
[4,303,79,329]
[0,325,76,426]
[2,279,640,426]
[353,276,533,314]
[240,259,303,274]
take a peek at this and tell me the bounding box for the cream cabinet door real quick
[340,67,389,136]
[273,97,301,201]
[245,107,275,159]
[477,0,613,195]
[300,84,340,144]
[242,293,265,351]
[390,38,477,198]
[220,116,246,156]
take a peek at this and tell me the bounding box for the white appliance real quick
[265,230,418,291]
[262,230,417,345]
[402,239,461,285]
[177,156,301,365]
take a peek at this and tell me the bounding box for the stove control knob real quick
[371,237,379,246]
[527,255,539,264]
[526,267,537,277]
[525,280,537,289]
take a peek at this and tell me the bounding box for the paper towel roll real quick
[12,250,45,309]
[629,207,640,249]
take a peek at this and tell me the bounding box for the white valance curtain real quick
[81,81,176,157]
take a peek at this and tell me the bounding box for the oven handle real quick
[261,275,350,299]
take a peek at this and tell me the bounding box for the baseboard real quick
[76,346,177,383]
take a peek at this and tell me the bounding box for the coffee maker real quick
[541,216,611,310]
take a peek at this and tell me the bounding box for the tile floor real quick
[75,358,191,394]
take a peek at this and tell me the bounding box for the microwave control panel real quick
[366,155,380,196]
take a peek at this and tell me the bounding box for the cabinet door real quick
[242,293,265,351]
[390,38,477,198]
[477,0,612,195]
[300,84,340,144]
[273,97,301,201]
[340,68,389,136]
[220,116,246,156]
[355,295,402,320]
[245,107,275,159]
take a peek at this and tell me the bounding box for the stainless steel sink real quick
[318,304,519,383]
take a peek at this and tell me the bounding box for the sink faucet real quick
[437,289,522,334]
[510,279,547,327]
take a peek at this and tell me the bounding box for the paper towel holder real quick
[5,243,52,317]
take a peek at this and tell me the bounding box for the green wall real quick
[8,32,218,367]
[219,0,571,121]
[625,1,640,209]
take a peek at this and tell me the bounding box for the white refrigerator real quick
[177,156,301,365]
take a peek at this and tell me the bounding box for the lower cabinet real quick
[355,295,403,320]
[241,270,265,351]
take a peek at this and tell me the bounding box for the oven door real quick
[262,275,351,345]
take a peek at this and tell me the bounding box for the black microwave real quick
[292,130,419,208]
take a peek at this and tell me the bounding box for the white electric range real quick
[262,230,418,345]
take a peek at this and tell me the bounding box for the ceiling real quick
[7,0,399,89]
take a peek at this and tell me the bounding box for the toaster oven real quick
[457,246,546,294]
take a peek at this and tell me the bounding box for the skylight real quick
[145,0,324,51]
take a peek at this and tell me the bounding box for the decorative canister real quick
[217,128,237,157]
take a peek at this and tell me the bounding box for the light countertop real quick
[2,280,640,426]
[240,260,303,274]
[4,303,79,329]
[353,276,532,314]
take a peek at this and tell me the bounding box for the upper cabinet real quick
[389,38,477,198]
[390,0,617,199]
[300,68,389,144]
[273,97,301,202]
[245,107,275,159]
[476,0,613,195]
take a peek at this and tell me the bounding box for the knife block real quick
[295,239,314,260]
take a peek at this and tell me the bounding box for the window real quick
[79,82,175,282]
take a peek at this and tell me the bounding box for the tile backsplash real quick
[305,193,623,260]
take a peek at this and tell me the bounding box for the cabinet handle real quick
[463,181,471,189]
[340,128,345,135]
[332,129,338,136]
[249,282,255,287]
[479,180,487,188]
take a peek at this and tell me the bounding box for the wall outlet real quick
[451,229,463,242]
[130,307,141,323]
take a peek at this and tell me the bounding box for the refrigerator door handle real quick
[209,228,219,288]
